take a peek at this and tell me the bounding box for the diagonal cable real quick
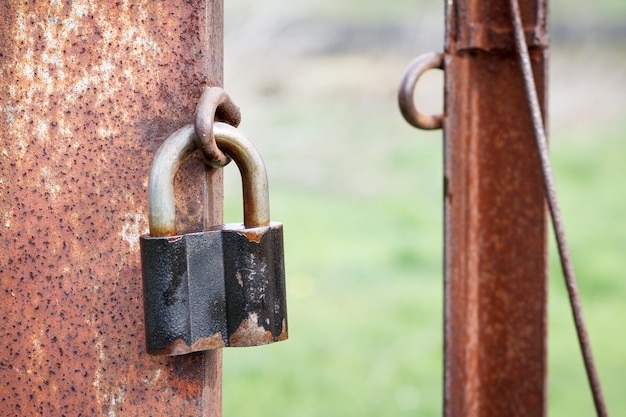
[507,1,608,415]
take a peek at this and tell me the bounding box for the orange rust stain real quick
[229,313,273,347]
[236,227,265,244]
[152,334,226,356]
[277,319,288,342]
[189,333,226,352]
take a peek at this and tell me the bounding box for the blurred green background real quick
[220,1,626,415]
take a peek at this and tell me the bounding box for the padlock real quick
[140,123,287,355]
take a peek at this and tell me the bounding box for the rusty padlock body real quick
[140,123,287,355]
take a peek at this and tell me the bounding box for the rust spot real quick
[235,227,265,244]
[229,313,273,347]
[188,333,226,352]
[277,319,288,342]
[151,334,226,356]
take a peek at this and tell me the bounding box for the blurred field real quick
[220,1,626,416]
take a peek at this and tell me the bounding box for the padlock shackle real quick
[148,123,270,237]
[214,123,270,229]
[148,125,196,237]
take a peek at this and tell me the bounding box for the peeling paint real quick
[119,211,148,252]
[150,334,226,356]
[143,369,162,388]
[40,166,61,197]
[3,211,11,228]
[36,120,48,140]
[229,312,273,347]
[107,388,126,417]
[2,0,164,164]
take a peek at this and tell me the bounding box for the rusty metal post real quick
[0,1,224,415]
[444,1,548,416]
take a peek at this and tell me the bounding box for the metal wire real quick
[507,1,608,415]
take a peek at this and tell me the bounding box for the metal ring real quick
[194,86,242,168]
[398,52,445,130]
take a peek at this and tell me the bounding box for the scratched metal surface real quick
[0,1,223,415]
[443,1,549,416]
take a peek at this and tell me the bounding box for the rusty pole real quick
[444,1,548,416]
[0,1,224,415]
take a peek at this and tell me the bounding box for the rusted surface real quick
[229,313,274,347]
[230,315,288,347]
[444,0,548,416]
[0,1,224,415]
[446,0,548,52]
[154,334,226,357]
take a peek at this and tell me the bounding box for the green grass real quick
[551,0,626,17]
[220,92,626,415]
[547,124,626,416]
[218,45,626,412]
[220,100,626,416]
[222,79,446,415]
[220,1,626,409]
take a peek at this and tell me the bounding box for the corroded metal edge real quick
[446,0,548,53]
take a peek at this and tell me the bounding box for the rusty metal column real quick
[0,1,224,416]
[444,1,548,416]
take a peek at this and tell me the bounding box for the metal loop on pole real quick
[398,52,445,130]
[194,86,242,168]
